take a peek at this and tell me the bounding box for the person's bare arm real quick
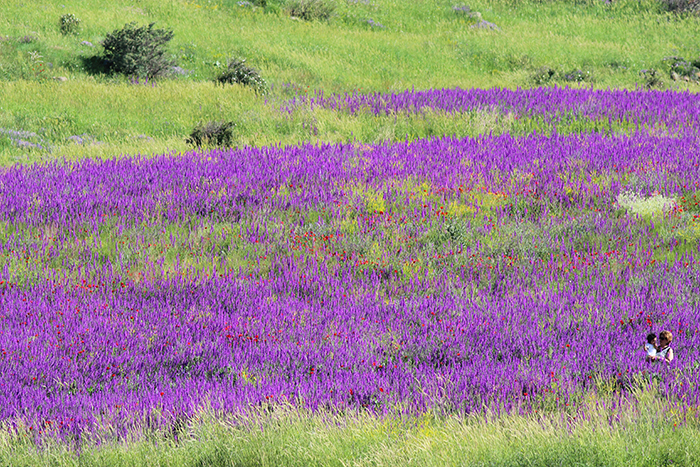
[665,348,674,363]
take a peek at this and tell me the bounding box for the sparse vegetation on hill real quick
[0,0,699,163]
[286,0,336,21]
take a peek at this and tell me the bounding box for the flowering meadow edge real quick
[284,86,700,130]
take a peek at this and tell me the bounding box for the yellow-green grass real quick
[2,388,700,467]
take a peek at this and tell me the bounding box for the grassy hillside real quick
[0,0,699,164]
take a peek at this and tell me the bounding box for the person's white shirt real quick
[657,346,673,362]
[645,343,657,358]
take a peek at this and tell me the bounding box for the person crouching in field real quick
[647,330,674,364]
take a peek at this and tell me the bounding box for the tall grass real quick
[2,392,699,467]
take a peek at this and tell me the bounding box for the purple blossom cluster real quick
[0,127,49,152]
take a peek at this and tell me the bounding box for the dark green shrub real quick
[286,0,335,21]
[59,14,81,36]
[216,58,267,92]
[665,56,700,82]
[530,66,555,85]
[562,69,591,83]
[100,22,175,79]
[186,121,235,148]
[640,69,663,89]
[661,0,700,14]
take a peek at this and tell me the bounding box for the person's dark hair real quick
[647,333,657,344]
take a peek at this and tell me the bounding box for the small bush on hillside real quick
[665,56,700,82]
[100,23,175,79]
[186,121,235,148]
[661,0,700,14]
[286,0,335,21]
[562,69,592,83]
[216,58,267,92]
[640,69,663,89]
[59,14,81,36]
[530,66,556,85]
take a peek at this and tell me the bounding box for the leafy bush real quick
[640,68,663,89]
[665,56,700,82]
[59,14,81,36]
[660,0,700,14]
[216,58,267,92]
[529,67,593,85]
[562,69,591,83]
[186,121,235,148]
[286,0,335,21]
[100,23,175,79]
[531,66,556,85]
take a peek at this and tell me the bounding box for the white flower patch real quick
[615,190,677,219]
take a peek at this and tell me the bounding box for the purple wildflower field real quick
[1,87,700,445]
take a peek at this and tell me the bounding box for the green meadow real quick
[1,0,700,465]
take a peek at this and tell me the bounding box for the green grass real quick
[3,390,700,467]
[0,0,699,163]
